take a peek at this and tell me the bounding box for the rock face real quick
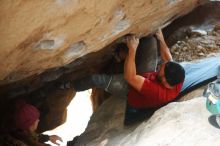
[37,88,75,132]
[0,0,205,84]
[75,97,220,146]
[1,0,220,136]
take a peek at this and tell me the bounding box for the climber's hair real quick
[164,61,185,86]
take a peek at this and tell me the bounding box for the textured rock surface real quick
[170,28,220,62]
[37,88,75,132]
[1,0,220,135]
[75,97,220,146]
[0,0,205,84]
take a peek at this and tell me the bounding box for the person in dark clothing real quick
[2,100,63,146]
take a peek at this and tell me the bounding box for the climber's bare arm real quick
[124,35,145,91]
[156,28,173,62]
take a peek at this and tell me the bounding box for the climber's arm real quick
[156,28,173,62]
[124,35,145,91]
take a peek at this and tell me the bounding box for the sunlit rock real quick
[0,0,206,84]
[75,97,220,146]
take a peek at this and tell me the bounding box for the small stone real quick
[174,52,179,55]
[190,29,207,36]
[201,48,207,53]
[175,44,180,48]
[214,24,220,32]
[182,47,188,51]
[198,52,205,56]
[172,47,177,52]
[212,31,218,36]
[197,45,203,50]
[196,46,203,52]
[207,31,213,35]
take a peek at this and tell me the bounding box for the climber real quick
[2,100,63,146]
[69,28,185,109]
[69,27,220,105]
[60,28,220,125]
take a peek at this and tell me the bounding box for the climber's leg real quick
[72,74,111,91]
[72,74,129,98]
[180,56,220,93]
[105,74,129,98]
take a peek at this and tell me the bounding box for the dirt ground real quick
[171,24,220,62]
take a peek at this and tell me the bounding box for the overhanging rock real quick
[0,0,207,84]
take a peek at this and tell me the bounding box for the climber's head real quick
[158,61,185,88]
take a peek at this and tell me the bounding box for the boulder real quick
[75,97,220,146]
[0,0,206,84]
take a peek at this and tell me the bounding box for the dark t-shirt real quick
[128,72,183,108]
